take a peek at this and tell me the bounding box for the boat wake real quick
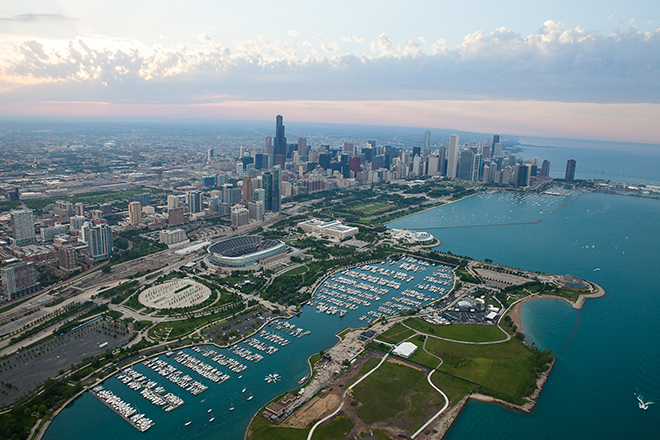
[636,394,654,410]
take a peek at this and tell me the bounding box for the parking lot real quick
[0,317,131,406]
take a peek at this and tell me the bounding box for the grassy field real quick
[282,265,309,276]
[378,323,416,344]
[404,319,507,342]
[352,361,443,432]
[355,202,391,216]
[403,336,442,369]
[249,416,309,440]
[424,337,535,404]
[430,371,480,403]
[312,415,354,440]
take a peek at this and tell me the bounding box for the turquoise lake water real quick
[43,259,451,440]
[44,189,660,439]
[389,191,660,439]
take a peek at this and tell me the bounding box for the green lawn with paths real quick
[404,319,507,342]
[378,323,415,344]
[352,361,444,431]
[424,337,535,404]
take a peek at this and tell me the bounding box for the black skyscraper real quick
[565,159,576,182]
[274,115,286,167]
[492,134,500,148]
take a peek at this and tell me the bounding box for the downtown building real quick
[81,222,114,262]
[11,209,37,246]
[1,261,41,301]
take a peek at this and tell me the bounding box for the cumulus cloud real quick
[287,30,299,37]
[370,33,393,57]
[0,21,659,105]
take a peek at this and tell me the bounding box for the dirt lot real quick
[283,393,342,428]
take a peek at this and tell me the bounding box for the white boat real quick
[242,387,246,393]
[229,403,234,411]
[209,417,215,422]
[247,393,253,401]
[238,375,242,379]
[207,408,212,413]
[185,421,192,426]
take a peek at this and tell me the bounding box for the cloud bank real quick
[1,20,659,106]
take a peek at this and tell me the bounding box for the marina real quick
[89,386,155,432]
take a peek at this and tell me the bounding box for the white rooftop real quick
[392,341,418,358]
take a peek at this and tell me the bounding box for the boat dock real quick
[89,386,154,432]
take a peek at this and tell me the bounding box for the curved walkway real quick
[306,352,390,440]
[400,321,510,345]
[411,367,449,439]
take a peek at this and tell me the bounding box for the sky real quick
[0,0,659,143]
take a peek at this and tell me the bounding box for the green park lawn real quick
[424,337,535,404]
[404,319,507,342]
[352,360,443,431]
[378,323,416,344]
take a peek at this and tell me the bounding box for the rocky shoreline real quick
[429,358,556,439]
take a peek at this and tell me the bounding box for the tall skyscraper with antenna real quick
[274,115,286,167]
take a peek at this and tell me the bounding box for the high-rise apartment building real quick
[82,222,113,262]
[297,137,307,160]
[447,134,459,178]
[271,166,282,213]
[74,202,85,217]
[248,200,265,222]
[343,141,356,156]
[242,175,253,203]
[459,150,474,180]
[11,210,36,246]
[128,201,142,225]
[565,159,576,182]
[54,200,74,217]
[207,148,214,162]
[231,205,249,227]
[187,190,202,213]
[1,262,41,300]
[540,160,551,179]
[168,207,184,225]
[262,172,273,211]
[471,153,483,181]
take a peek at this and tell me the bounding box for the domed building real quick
[560,274,587,290]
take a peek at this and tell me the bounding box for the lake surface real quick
[390,190,660,439]
[43,258,452,440]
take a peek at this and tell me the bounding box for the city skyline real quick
[0,1,658,143]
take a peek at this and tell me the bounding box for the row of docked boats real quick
[143,357,208,395]
[192,346,249,373]
[174,351,230,383]
[90,386,155,432]
[116,368,185,412]
[245,337,279,354]
[267,319,311,338]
